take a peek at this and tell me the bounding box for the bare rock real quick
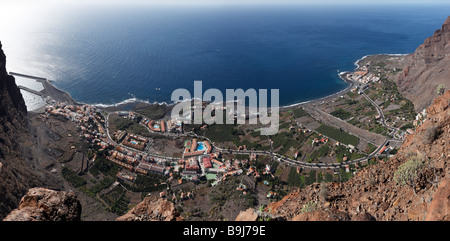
[396,17,450,112]
[351,212,376,221]
[117,196,182,221]
[291,209,351,221]
[3,188,81,221]
[235,208,259,221]
[425,178,450,221]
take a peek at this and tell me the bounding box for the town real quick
[33,54,425,220]
[42,102,282,202]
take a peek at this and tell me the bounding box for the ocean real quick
[1,4,450,110]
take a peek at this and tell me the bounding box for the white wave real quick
[354,53,410,69]
[92,97,172,108]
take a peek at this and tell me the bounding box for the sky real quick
[3,0,450,6]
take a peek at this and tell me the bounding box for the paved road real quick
[360,89,403,139]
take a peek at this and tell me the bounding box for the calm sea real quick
[1,4,450,109]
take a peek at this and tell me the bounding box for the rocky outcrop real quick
[117,196,183,221]
[266,90,450,221]
[3,188,81,221]
[397,16,450,112]
[235,208,259,221]
[425,179,449,221]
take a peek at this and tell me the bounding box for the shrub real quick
[437,84,446,95]
[423,126,438,145]
[300,201,318,214]
[393,156,427,187]
[318,182,329,201]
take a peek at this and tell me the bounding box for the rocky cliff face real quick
[0,42,61,220]
[3,187,81,221]
[266,90,450,221]
[117,196,183,221]
[397,16,450,112]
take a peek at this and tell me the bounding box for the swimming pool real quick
[197,142,206,151]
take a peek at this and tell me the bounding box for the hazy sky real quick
[4,0,450,6]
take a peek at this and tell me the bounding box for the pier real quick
[11,71,48,97]
[10,71,76,104]
[9,72,47,81]
[17,85,46,98]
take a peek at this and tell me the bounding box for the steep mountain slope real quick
[265,90,449,221]
[0,42,61,220]
[397,16,450,112]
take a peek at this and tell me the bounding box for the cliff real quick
[397,16,450,112]
[266,90,450,221]
[0,42,61,220]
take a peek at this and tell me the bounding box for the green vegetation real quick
[400,122,414,131]
[90,177,115,194]
[110,115,151,137]
[337,167,354,182]
[292,107,308,118]
[330,108,352,120]
[300,201,318,214]
[393,155,427,187]
[346,91,358,99]
[234,154,250,160]
[366,143,377,154]
[334,145,364,163]
[100,186,130,215]
[62,166,86,188]
[201,123,242,143]
[270,131,303,155]
[187,112,244,143]
[90,150,120,177]
[305,170,317,186]
[437,84,446,95]
[136,104,167,120]
[315,124,359,146]
[287,167,305,188]
[370,123,388,135]
[235,138,270,151]
[345,99,358,105]
[129,173,167,193]
[307,144,330,162]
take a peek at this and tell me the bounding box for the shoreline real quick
[18,53,409,113]
[280,53,410,111]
